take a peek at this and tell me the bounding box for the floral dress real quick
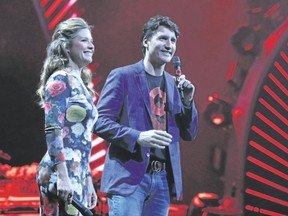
[36,71,98,216]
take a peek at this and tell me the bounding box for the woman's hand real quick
[86,176,97,209]
[55,162,74,204]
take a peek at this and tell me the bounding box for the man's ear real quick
[142,38,149,48]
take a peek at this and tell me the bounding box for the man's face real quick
[143,26,177,66]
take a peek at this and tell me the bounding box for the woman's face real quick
[69,28,94,68]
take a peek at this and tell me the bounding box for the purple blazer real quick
[94,60,198,200]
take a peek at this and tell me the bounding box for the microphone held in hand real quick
[172,55,182,76]
[172,56,184,99]
[41,185,94,216]
[71,199,94,216]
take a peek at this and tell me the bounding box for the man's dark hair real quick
[141,15,180,54]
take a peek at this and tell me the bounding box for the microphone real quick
[41,185,94,216]
[172,55,182,76]
[172,56,184,99]
[71,199,94,216]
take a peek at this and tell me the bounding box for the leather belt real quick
[146,160,166,173]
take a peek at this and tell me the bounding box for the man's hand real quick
[176,74,195,107]
[137,130,172,149]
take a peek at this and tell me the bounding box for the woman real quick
[36,17,97,215]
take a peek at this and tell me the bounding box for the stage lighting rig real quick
[231,25,261,56]
[203,94,233,129]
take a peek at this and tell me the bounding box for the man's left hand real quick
[176,74,195,107]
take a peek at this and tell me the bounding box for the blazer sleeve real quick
[178,100,198,141]
[94,69,140,152]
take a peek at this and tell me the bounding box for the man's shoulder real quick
[111,60,143,75]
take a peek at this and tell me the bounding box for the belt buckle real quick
[151,160,162,173]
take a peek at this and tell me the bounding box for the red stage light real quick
[204,94,233,129]
[211,114,225,125]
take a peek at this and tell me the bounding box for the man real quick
[95,15,198,216]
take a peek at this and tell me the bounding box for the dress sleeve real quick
[44,72,71,166]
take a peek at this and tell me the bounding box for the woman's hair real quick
[37,17,94,107]
[141,15,180,55]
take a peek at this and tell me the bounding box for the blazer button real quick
[146,153,150,158]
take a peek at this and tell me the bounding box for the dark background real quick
[0,2,46,165]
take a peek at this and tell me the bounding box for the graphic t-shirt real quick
[146,72,167,161]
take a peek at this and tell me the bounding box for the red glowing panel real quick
[45,0,62,18]
[90,135,106,172]
[251,126,288,153]
[264,4,280,17]
[255,112,288,139]
[245,205,286,216]
[259,208,287,216]
[249,141,287,167]
[225,62,237,81]
[245,188,288,207]
[247,156,288,180]
[246,172,288,193]
[48,0,78,30]
[40,0,49,7]
[274,61,288,80]
[258,98,288,125]
[263,85,288,111]
[245,18,287,215]
[280,51,288,63]
[264,17,288,56]
[268,73,288,96]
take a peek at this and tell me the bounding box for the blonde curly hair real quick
[37,17,95,107]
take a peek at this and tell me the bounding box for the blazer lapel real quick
[135,62,153,122]
[164,71,174,115]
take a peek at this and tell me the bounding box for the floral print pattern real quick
[36,71,98,216]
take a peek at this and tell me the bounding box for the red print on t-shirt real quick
[149,87,166,130]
